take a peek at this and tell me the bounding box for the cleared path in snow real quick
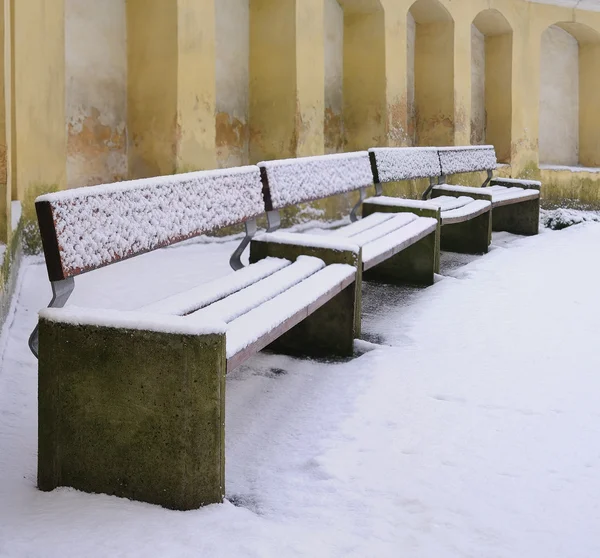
[0,224,599,557]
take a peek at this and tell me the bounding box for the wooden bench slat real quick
[441,199,492,225]
[140,257,292,316]
[225,264,356,368]
[362,217,438,270]
[330,212,394,238]
[429,195,476,211]
[491,188,540,208]
[351,213,418,247]
[188,256,325,325]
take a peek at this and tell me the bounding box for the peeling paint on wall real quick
[216,0,249,168]
[66,0,127,188]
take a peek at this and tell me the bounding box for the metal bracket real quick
[28,277,75,359]
[229,218,258,271]
[350,187,368,223]
[482,169,493,188]
[266,210,281,233]
[422,176,438,200]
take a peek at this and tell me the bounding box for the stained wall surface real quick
[216,0,250,168]
[2,0,600,251]
[324,0,344,154]
[471,25,486,145]
[66,0,127,188]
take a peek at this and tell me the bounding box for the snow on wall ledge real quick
[370,148,441,183]
[259,152,373,210]
[438,146,497,175]
[37,167,265,278]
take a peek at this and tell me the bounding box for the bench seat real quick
[362,195,491,225]
[488,186,540,208]
[254,210,438,283]
[362,195,492,255]
[329,212,438,270]
[431,183,540,209]
[432,180,540,236]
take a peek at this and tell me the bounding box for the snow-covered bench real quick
[362,147,493,256]
[31,167,360,510]
[252,152,439,289]
[431,146,541,236]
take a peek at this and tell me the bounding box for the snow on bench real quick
[361,218,438,270]
[487,186,540,208]
[490,177,541,190]
[142,257,291,316]
[439,199,491,226]
[188,256,325,324]
[362,194,490,225]
[37,167,266,281]
[438,145,497,176]
[259,152,373,210]
[225,263,356,370]
[257,151,439,281]
[368,147,441,183]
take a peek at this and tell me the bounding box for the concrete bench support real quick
[362,202,440,282]
[250,240,361,353]
[441,211,492,255]
[491,198,540,236]
[38,318,226,511]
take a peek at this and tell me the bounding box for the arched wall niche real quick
[407,0,454,147]
[539,22,600,168]
[338,0,386,151]
[471,9,513,163]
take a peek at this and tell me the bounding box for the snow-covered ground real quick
[1,220,600,557]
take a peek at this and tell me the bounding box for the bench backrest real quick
[438,145,497,176]
[368,147,441,184]
[259,152,373,211]
[36,166,265,281]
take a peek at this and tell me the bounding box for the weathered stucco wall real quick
[471,25,486,145]
[324,0,344,154]
[407,12,416,146]
[66,0,127,188]
[539,25,579,166]
[216,0,249,168]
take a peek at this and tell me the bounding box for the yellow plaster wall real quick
[414,21,454,146]
[0,0,8,243]
[579,43,600,168]
[127,0,215,179]
[486,33,513,163]
[3,0,600,243]
[344,9,386,151]
[249,0,297,163]
[12,0,66,199]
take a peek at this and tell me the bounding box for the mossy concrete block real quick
[441,210,492,255]
[491,198,540,236]
[38,318,226,510]
[362,201,442,274]
[363,230,437,286]
[249,239,361,348]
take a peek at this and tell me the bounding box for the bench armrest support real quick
[29,277,75,359]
